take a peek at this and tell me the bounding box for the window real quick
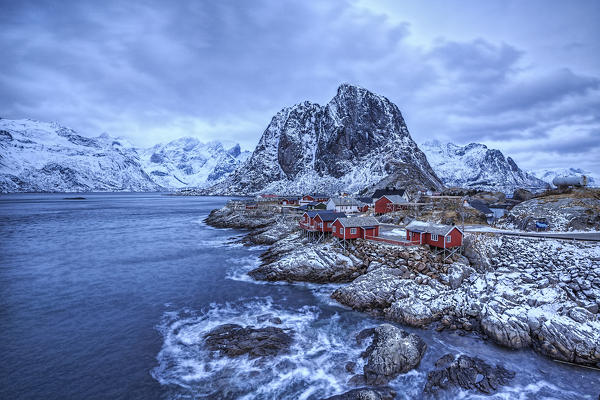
[446,235,451,243]
[350,228,357,234]
[431,234,439,241]
[332,226,336,233]
[326,222,330,228]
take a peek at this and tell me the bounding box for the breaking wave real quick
[151,297,377,399]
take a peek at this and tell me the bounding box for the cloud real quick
[0,0,598,176]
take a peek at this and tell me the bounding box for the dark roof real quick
[336,216,380,228]
[307,201,325,206]
[315,211,346,221]
[303,210,321,218]
[356,197,373,204]
[373,188,406,199]
[469,200,493,215]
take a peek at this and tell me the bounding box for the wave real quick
[152,297,377,399]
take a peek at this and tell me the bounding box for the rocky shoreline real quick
[204,204,600,397]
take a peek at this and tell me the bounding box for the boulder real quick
[323,387,396,400]
[424,354,515,395]
[355,324,427,385]
[203,324,293,358]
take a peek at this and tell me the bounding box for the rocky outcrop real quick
[352,324,426,385]
[204,84,442,195]
[323,387,396,400]
[203,324,293,358]
[500,191,600,231]
[423,354,515,395]
[332,235,600,367]
[250,234,366,283]
[204,205,277,230]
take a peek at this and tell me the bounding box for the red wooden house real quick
[313,212,346,233]
[405,221,463,248]
[301,193,330,205]
[374,194,409,214]
[331,216,380,241]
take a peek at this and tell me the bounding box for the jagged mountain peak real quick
[420,140,548,192]
[205,85,442,195]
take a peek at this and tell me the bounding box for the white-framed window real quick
[326,222,330,228]
[431,234,439,241]
[332,226,336,233]
[446,235,451,243]
[350,228,357,234]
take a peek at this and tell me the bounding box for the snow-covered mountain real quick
[530,167,598,187]
[420,140,548,192]
[138,138,249,189]
[0,118,248,193]
[205,84,443,195]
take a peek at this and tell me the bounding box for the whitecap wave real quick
[152,297,377,399]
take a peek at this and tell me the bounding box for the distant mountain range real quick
[420,140,548,192]
[0,119,248,193]
[2,85,585,194]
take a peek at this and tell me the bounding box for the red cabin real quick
[332,217,380,240]
[405,221,463,248]
[313,212,346,233]
[374,195,408,214]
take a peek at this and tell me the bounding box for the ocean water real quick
[0,193,598,399]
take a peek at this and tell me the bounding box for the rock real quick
[203,324,293,358]
[424,354,515,395]
[447,262,473,289]
[513,188,534,202]
[323,387,396,400]
[356,324,427,385]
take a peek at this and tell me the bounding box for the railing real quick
[299,221,320,231]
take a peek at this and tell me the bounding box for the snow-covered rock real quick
[138,138,249,189]
[204,84,443,195]
[0,118,248,192]
[420,140,547,192]
[530,167,598,188]
[0,119,160,192]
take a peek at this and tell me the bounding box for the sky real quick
[1,0,599,175]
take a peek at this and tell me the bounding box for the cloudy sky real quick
[1,0,599,175]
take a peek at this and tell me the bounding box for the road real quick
[463,225,600,242]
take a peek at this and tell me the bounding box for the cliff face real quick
[205,84,442,195]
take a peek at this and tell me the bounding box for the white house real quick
[326,197,362,213]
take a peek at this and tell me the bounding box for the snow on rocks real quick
[351,324,427,386]
[333,234,600,366]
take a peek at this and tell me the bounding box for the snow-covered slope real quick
[420,140,548,192]
[138,138,249,189]
[205,84,443,195]
[0,118,249,193]
[0,119,161,193]
[530,168,598,187]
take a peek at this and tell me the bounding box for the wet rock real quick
[424,354,515,395]
[323,387,396,400]
[356,324,427,385]
[203,324,293,358]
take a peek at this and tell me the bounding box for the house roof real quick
[329,197,362,206]
[372,188,406,199]
[307,201,325,206]
[379,195,407,204]
[315,211,346,221]
[356,196,373,204]
[303,210,321,218]
[405,220,462,236]
[335,216,380,228]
